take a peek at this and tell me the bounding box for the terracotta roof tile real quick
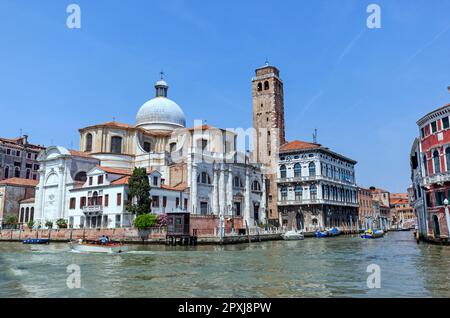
[79,121,134,131]
[161,182,188,191]
[98,166,132,176]
[0,178,38,187]
[19,197,35,204]
[279,140,321,152]
[111,176,130,185]
[69,150,93,159]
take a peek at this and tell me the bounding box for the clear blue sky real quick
[1,0,450,193]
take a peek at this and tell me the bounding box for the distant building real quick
[410,97,450,240]
[369,187,391,230]
[358,187,374,229]
[390,193,416,229]
[0,178,38,228]
[0,135,45,181]
[276,140,358,231]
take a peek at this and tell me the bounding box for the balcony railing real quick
[82,205,103,215]
[277,175,355,186]
[278,198,359,207]
[422,172,450,185]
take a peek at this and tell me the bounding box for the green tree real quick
[4,214,18,228]
[125,167,151,216]
[45,220,53,229]
[134,214,158,230]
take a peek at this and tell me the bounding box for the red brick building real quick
[411,98,450,241]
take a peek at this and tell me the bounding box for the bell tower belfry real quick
[252,63,286,225]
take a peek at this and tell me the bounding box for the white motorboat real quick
[282,230,305,240]
[70,241,128,253]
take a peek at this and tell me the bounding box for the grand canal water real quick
[0,231,448,298]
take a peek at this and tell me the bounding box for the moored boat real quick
[23,238,50,244]
[70,240,128,253]
[282,230,304,240]
[361,229,384,239]
[316,227,341,238]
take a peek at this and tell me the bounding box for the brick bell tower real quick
[252,63,286,226]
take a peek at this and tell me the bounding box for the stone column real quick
[226,166,233,216]
[218,165,226,215]
[212,164,219,214]
[191,163,197,214]
[245,167,251,226]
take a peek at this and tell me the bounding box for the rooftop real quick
[0,178,38,187]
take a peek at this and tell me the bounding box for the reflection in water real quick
[0,232,448,298]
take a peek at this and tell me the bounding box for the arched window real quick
[294,163,301,178]
[20,208,24,223]
[310,185,317,200]
[4,166,9,179]
[14,167,20,178]
[25,207,29,223]
[264,81,269,90]
[446,148,450,172]
[85,133,93,152]
[280,186,288,201]
[111,136,122,154]
[295,185,303,200]
[233,176,243,188]
[308,162,316,176]
[280,165,287,178]
[197,172,211,185]
[423,155,428,176]
[251,180,261,191]
[257,82,262,92]
[74,171,87,182]
[92,191,99,206]
[143,142,151,153]
[30,207,34,221]
[169,142,176,152]
[433,150,440,174]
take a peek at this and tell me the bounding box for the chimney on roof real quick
[23,134,28,145]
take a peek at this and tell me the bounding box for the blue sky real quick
[1,0,450,193]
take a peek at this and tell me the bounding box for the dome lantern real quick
[155,71,168,97]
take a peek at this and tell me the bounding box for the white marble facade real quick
[32,78,266,228]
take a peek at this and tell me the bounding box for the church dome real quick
[136,77,186,132]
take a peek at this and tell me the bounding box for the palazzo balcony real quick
[422,172,450,186]
[82,205,103,216]
[278,198,359,207]
[277,175,356,187]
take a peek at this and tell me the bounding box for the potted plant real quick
[4,214,18,229]
[56,218,68,229]
[27,220,35,230]
[45,220,53,229]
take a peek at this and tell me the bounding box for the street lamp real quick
[444,198,450,242]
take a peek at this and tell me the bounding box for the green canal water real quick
[0,231,448,298]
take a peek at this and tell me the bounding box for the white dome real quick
[135,78,186,132]
[136,97,186,131]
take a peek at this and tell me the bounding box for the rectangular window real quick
[104,194,109,207]
[33,164,39,170]
[117,193,122,206]
[69,198,76,209]
[98,175,104,185]
[163,196,167,208]
[27,153,31,159]
[431,121,437,133]
[176,197,180,208]
[153,176,158,186]
[16,151,20,157]
[89,177,93,186]
[443,117,450,130]
[152,196,159,207]
[115,214,121,228]
[6,149,10,155]
[80,197,86,208]
[184,198,188,209]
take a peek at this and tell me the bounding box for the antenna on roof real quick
[265,58,269,66]
[19,128,23,137]
[313,128,318,144]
